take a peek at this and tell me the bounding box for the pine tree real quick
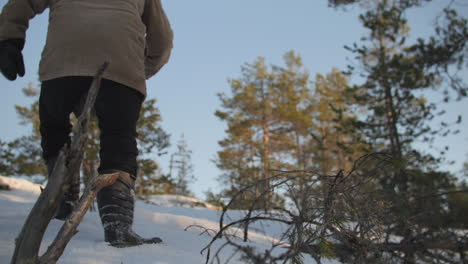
[169,134,195,196]
[215,52,313,209]
[0,140,12,175]
[2,84,45,178]
[344,0,466,187]
[339,0,467,261]
[134,98,172,195]
[271,51,315,172]
[311,69,370,175]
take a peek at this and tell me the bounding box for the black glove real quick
[0,39,25,81]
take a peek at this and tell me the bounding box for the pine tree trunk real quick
[261,121,271,209]
[377,3,412,262]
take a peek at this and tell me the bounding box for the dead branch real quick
[10,151,68,264]
[39,172,119,263]
[11,62,109,264]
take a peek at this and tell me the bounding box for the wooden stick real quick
[10,152,68,264]
[11,62,109,264]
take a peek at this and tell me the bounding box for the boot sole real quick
[108,239,163,248]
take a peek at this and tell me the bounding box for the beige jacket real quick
[0,0,173,96]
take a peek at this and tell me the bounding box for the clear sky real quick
[0,0,467,199]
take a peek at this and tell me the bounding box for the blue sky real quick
[0,0,467,198]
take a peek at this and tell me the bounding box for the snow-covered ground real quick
[0,176,338,264]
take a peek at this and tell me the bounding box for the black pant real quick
[39,76,144,176]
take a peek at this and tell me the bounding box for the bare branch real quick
[199,153,468,264]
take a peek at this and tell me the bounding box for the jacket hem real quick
[39,70,147,98]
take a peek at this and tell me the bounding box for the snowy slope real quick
[0,176,338,264]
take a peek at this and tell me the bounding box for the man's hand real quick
[0,39,25,81]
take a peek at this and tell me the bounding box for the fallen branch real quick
[11,62,109,264]
[39,171,119,263]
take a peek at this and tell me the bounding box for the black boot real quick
[46,156,80,220]
[97,171,162,247]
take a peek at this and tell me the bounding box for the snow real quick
[0,175,42,195]
[0,176,339,264]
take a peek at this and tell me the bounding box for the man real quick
[0,0,173,247]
